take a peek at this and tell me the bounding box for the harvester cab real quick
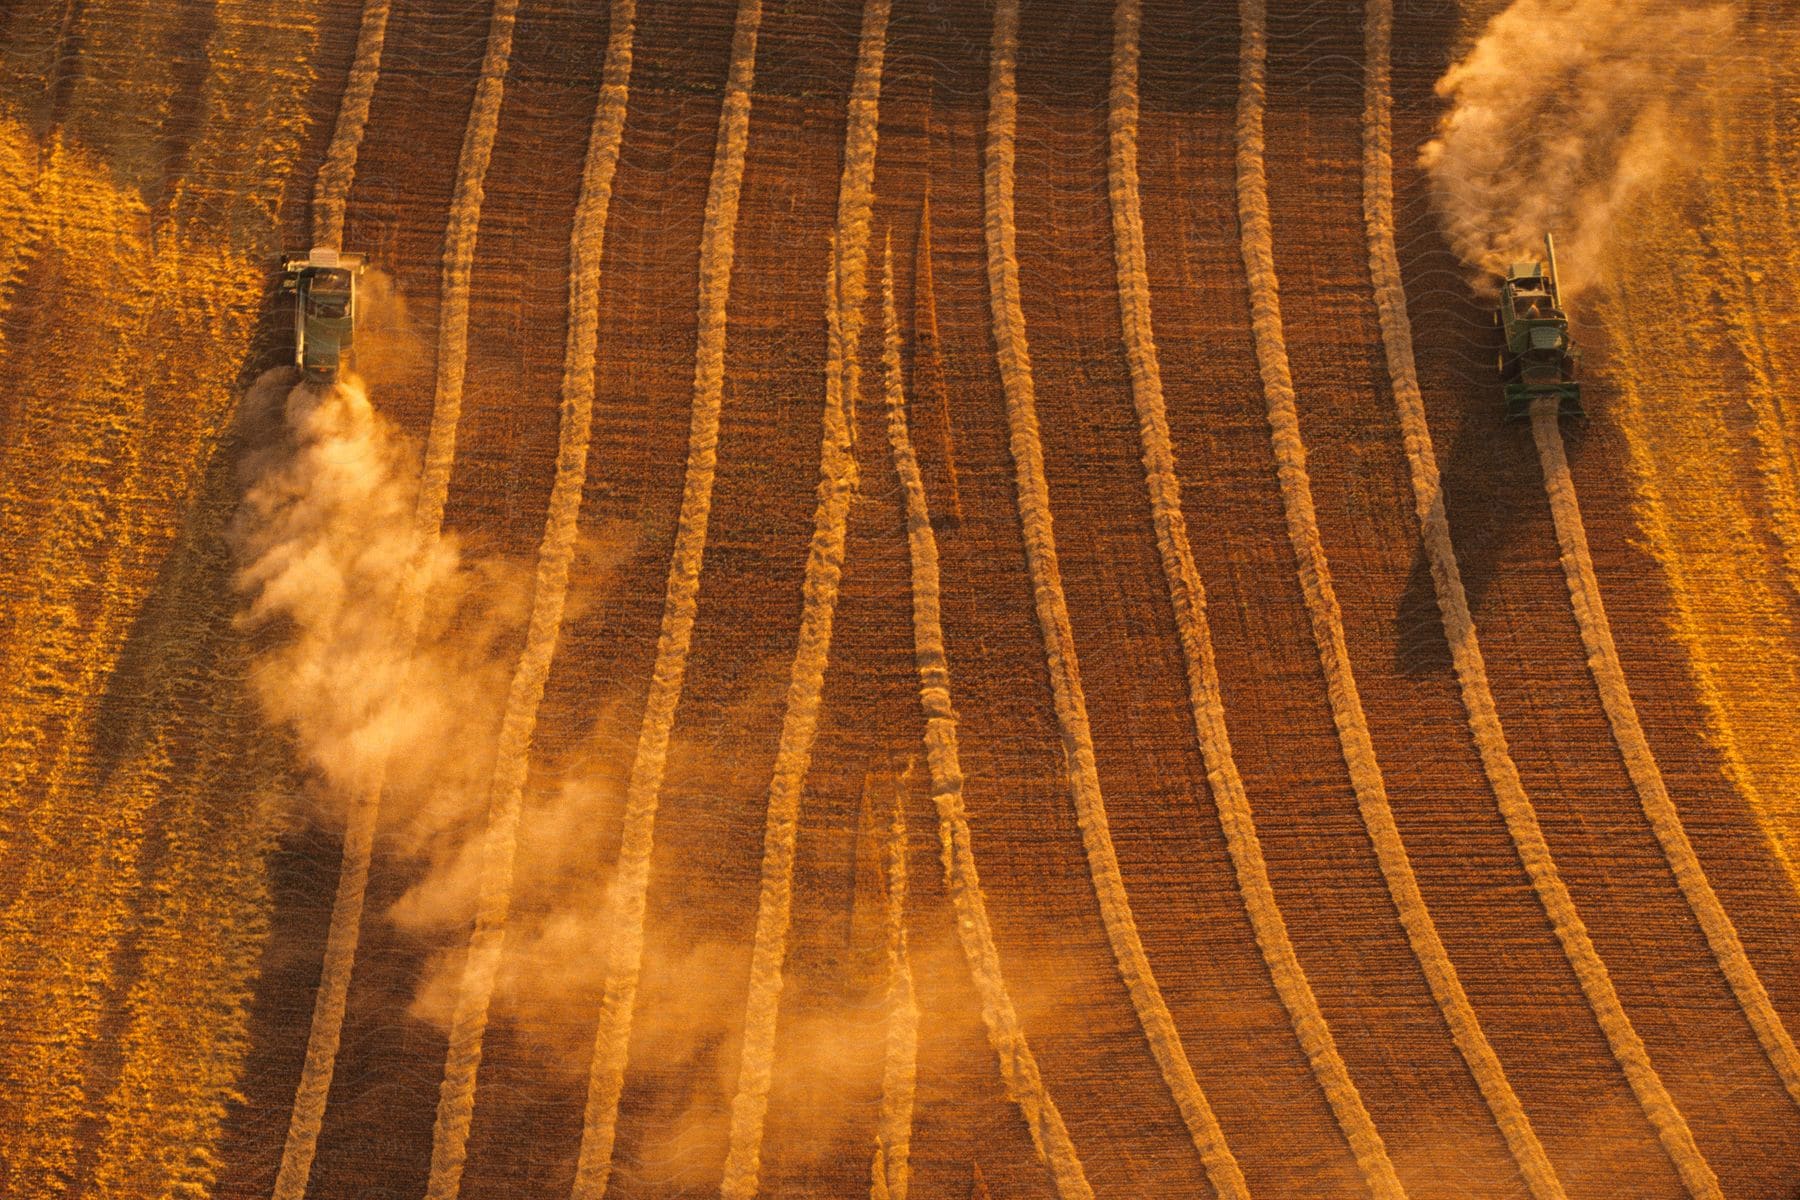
[1496,233,1582,421]
[280,247,367,385]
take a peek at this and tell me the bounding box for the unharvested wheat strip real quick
[1703,161,1800,606]
[1603,286,1800,890]
[1111,3,1410,1194]
[1530,398,1800,1109]
[879,243,1093,1200]
[311,0,392,250]
[421,7,636,1199]
[568,3,762,1195]
[719,4,888,1193]
[1342,0,1720,1191]
[0,2,311,1189]
[984,5,1246,1195]
[869,760,918,1200]
[269,5,404,1196]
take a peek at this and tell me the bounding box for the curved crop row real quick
[1114,2,1409,1194]
[569,4,765,1194]
[309,0,391,251]
[1350,3,1721,1193]
[1348,3,1576,1194]
[421,4,636,1198]
[1529,399,1800,1109]
[984,5,1246,1195]
[719,3,889,1192]
[878,240,1093,1200]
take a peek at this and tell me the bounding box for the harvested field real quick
[0,1,1796,1197]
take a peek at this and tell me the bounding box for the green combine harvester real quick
[281,247,367,385]
[1495,233,1582,421]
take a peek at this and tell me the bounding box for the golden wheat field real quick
[1,0,1797,1197]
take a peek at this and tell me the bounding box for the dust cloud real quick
[1420,0,1741,295]
[227,370,900,1156]
[229,371,523,815]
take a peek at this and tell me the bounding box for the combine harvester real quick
[1496,233,1583,420]
[281,247,367,385]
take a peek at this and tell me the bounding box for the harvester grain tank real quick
[1495,233,1582,420]
[281,247,366,384]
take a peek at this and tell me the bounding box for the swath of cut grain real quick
[1337,0,1721,1186]
[419,4,634,1197]
[984,4,1246,1195]
[309,0,391,251]
[1350,3,1569,1194]
[868,733,918,1200]
[719,5,888,1193]
[569,4,764,1194]
[879,238,1094,1200]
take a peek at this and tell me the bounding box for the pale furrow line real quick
[268,4,405,1194]
[1530,398,1800,1109]
[1343,0,1722,1187]
[869,742,917,1200]
[421,5,636,1198]
[1112,3,1408,1195]
[878,241,1093,1200]
[984,6,1246,1196]
[719,3,887,1192]
[310,0,391,250]
[568,3,762,1194]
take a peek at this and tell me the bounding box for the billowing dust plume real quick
[229,373,940,1158]
[229,372,522,828]
[1420,0,1740,295]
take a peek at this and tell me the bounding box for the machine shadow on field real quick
[1392,366,1590,677]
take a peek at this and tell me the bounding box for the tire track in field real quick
[268,4,401,1195]
[908,193,960,528]
[1112,3,1407,1195]
[984,5,1245,1195]
[1345,0,1720,1190]
[419,4,636,1197]
[719,4,887,1192]
[1529,398,1800,1110]
[568,4,762,1193]
[878,238,1092,1200]
[868,714,916,1200]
